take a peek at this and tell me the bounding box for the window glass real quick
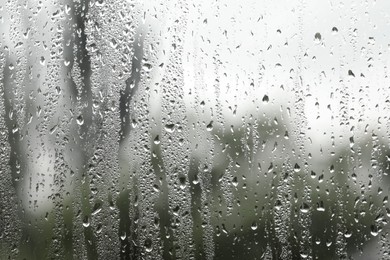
[0,0,389,259]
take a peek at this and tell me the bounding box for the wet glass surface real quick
[0,0,390,259]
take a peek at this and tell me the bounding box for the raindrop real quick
[344,230,352,238]
[39,56,46,66]
[349,136,354,147]
[110,38,117,48]
[370,225,379,236]
[49,125,58,134]
[232,176,238,187]
[179,175,186,190]
[251,222,258,230]
[154,135,160,144]
[82,216,90,228]
[314,32,322,43]
[142,63,153,72]
[92,202,102,215]
[164,123,175,133]
[274,200,282,210]
[144,238,153,252]
[76,115,84,125]
[300,203,310,213]
[206,121,213,131]
[294,163,301,172]
[316,201,325,212]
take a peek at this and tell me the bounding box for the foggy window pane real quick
[1,0,390,259]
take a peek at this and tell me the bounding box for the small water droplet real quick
[370,225,379,236]
[274,200,282,210]
[344,230,352,238]
[314,32,322,43]
[76,115,84,125]
[179,175,186,190]
[40,56,46,65]
[142,63,152,72]
[300,203,310,213]
[154,135,160,144]
[92,202,102,215]
[316,202,325,212]
[82,216,90,227]
[49,125,58,134]
[96,224,102,233]
[164,123,175,133]
[251,222,258,230]
[12,125,19,133]
[206,121,213,131]
[110,38,117,48]
[192,174,199,185]
[232,176,238,187]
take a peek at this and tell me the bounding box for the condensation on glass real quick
[0,0,390,259]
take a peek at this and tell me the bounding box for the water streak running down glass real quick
[0,0,390,259]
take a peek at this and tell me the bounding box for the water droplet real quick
[82,216,90,227]
[76,115,84,125]
[300,203,310,213]
[50,124,58,134]
[314,32,322,43]
[92,202,102,215]
[12,125,19,133]
[251,222,258,230]
[179,175,186,190]
[154,135,160,144]
[349,136,354,147]
[232,176,238,187]
[142,63,152,72]
[96,224,102,233]
[164,123,175,133]
[370,225,379,236]
[110,38,117,48]
[144,238,153,252]
[274,200,282,210]
[316,201,325,212]
[206,121,213,131]
[300,252,308,259]
[40,56,46,65]
[344,230,352,238]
